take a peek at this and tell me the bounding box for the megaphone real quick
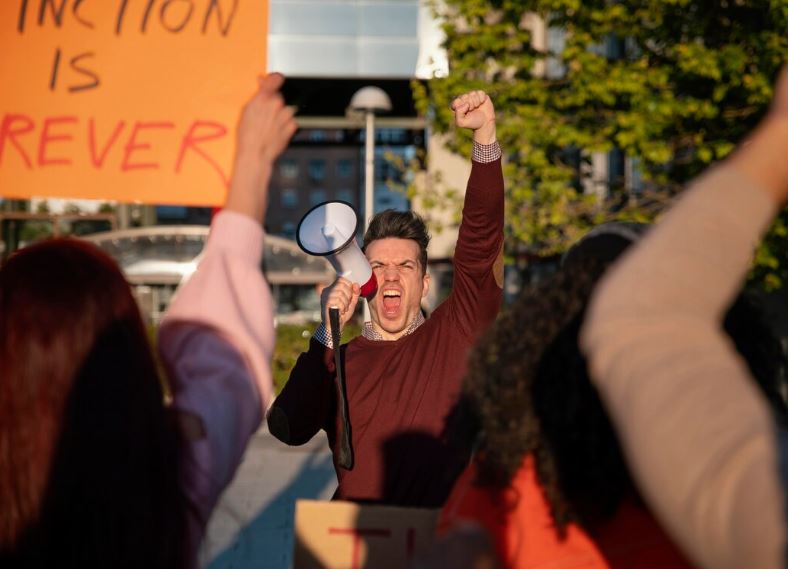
[297,200,372,471]
[296,201,377,298]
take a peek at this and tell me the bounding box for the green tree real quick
[417,0,788,289]
[272,321,362,393]
[18,221,52,244]
[385,149,464,236]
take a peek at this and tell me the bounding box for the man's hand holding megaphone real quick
[320,277,361,335]
[296,199,378,337]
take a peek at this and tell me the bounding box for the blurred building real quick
[265,0,442,241]
[265,122,423,241]
[262,0,459,313]
[81,225,333,326]
[0,1,459,325]
[152,0,445,242]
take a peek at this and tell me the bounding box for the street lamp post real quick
[348,86,392,231]
[348,86,392,322]
[363,109,375,231]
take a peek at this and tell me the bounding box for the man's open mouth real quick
[382,289,402,312]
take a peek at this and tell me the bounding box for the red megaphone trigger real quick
[359,272,377,299]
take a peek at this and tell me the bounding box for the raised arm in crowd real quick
[582,67,788,569]
[158,73,296,567]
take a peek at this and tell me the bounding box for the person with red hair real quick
[0,237,187,568]
[0,73,296,569]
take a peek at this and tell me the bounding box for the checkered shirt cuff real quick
[472,140,501,163]
[313,323,334,349]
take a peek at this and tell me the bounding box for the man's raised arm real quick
[443,90,505,339]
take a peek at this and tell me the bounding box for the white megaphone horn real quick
[296,201,378,299]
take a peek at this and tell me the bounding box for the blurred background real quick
[3,1,785,349]
[2,3,786,566]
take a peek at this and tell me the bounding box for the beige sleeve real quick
[581,165,785,569]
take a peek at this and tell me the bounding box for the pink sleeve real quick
[157,210,275,561]
[160,210,275,410]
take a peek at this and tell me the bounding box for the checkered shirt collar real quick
[362,311,425,341]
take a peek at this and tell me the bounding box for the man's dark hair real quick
[363,210,430,274]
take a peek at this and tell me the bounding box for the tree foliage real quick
[416,0,788,289]
[272,321,362,393]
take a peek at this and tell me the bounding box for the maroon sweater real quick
[268,159,504,507]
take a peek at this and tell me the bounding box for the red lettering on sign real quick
[328,527,392,569]
[406,528,416,560]
[2,114,232,199]
[0,114,35,168]
[38,115,77,166]
[88,118,126,168]
[121,120,175,171]
[175,119,229,188]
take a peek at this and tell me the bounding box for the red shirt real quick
[269,159,504,507]
[439,455,696,568]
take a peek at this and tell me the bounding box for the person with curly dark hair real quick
[435,221,788,568]
[582,66,788,569]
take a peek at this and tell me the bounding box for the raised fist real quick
[451,90,496,144]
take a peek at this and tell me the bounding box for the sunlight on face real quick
[365,237,430,341]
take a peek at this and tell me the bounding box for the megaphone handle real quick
[329,307,354,470]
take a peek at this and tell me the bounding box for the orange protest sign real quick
[0,0,268,205]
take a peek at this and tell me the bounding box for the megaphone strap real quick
[329,307,355,470]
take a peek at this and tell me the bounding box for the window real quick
[156,206,188,220]
[337,189,354,205]
[309,189,327,206]
[626,156,644,195]
[279,159,299,179]
[308,130,327,142]
[281,222,296,239]
[376,159,402,183]
[337,159,353,178]
[281,189,298,209]
[546,27,567,79]
[308,160,326,182]
[378,129,406,144]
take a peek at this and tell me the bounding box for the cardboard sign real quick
[294,500,439,569]
[0,0,268,205]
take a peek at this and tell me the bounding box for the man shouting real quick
[267,90,504,507]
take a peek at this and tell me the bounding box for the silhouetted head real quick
[0,239,184,568]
